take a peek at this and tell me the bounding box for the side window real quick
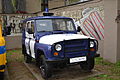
[26,21,34,34]
[66,21,74,31]
[31,21,34,33]
[27,22,31,29]
[26,22,30,31]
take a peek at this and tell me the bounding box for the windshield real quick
[36,19,75,32]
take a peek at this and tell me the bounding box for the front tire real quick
[39,55,52,79]
[80,58,94,72]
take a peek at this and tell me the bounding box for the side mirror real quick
[27,28,33,34]
[77,26,81,32]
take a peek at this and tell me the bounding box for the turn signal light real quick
[54,52,59,56]
[90,48,95,51]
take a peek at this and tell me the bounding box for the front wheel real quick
[80,58,94,72]
[39,55,52,79]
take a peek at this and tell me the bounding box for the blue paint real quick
[45,8,49,12]
[0,46,6,54]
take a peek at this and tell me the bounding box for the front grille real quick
[64,39,89,58]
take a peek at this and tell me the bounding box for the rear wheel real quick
[39,55,52,79]
[22,45,26,54]
[24,54,32,63]
[80,58,94,72]
[23,45,32,63]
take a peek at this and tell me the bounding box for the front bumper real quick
[46,53,100,63]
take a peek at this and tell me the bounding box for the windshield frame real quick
[35,18,76,32]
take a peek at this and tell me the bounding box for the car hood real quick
[39,34,94,45]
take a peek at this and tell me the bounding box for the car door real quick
[25,21,35,58]
[29,21,35,58]
[25,21,31,55]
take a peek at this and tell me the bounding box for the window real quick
[66,20,74,30]
[26,21,35,34]
[36,19,75,32]
[31,21,35,33]
[36,20,53,32]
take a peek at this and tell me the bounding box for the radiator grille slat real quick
[64,39,89,58]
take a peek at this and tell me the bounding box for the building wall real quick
[0,0,26,13]
[49,0,65,9]
[0,0,2,13]
[26,0,41,13]
[117,0,120,61]
[103,0,120,63]
[5,35,22,50]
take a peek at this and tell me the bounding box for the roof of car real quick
[23,16,73,22]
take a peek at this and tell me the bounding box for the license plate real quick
[70,56,87,63]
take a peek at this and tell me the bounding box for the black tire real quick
[24,54,32,63]
[80,58,94,72]
[0,72,4,80]
[22,45,26,54]
[39,55,52,79]
[23,45,32,63]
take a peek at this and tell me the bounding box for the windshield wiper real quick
[52,30,67,34]
[53,30,67,31]
[38,31,51,32]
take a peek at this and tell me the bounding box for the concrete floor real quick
[24,62,102,80]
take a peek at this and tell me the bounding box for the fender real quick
[35,43,52,59]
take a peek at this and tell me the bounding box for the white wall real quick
[104,0,118,63]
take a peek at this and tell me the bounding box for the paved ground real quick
[24,62,102,80]
[6,50,37,80]
[6,49,120,80]
[4,66,10,80]
[6,49,102,80]
[7,62,36,80]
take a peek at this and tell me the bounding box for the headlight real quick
[55,44,62,51]
[90,41,94,47]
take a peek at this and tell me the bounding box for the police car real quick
[22,13,99,79]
